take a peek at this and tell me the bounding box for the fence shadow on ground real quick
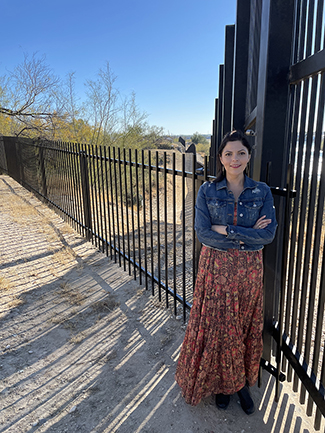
[0,174,320,433]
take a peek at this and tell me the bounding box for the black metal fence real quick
[210,0,325,429]
[279,0,325,427]
[0,136,207,321]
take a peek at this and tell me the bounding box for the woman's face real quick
[219,140,251,177]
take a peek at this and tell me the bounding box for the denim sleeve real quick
[226,187,278,245]
[194,183,230,249]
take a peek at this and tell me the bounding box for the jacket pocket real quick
[244,199,263,222]
[207,199,227,223]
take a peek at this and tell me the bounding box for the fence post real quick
[3,137,20,181]
[38,142,48,198]
[80,150,92,240]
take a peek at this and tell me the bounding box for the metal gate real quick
[210,0,325,429]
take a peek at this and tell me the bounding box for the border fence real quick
[209,0,325,429]
[0,136,206,321]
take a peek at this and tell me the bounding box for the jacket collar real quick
[215,175,258,191]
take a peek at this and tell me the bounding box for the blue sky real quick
[1,0,236,135]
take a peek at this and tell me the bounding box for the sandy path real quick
[0,174,320,433]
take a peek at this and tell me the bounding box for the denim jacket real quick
[195,175,278,251]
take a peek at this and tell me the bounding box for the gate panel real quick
[282,71,325,429]
[278,0,325,428]
[210,0,325,428]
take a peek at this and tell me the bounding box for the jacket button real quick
[241,246,245,250]
[239,202,242,205]
[230,230,234,234]
[239,213,243,217]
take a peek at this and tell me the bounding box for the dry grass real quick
[0,275,13,290]
[4,200,39,223]
[49,313,67,325]
[0,293,25,318]
[52,247,77,264]
[91,297,120,313]
[0,275,26,317]
[57,282,86,305]
[69,331,86,344]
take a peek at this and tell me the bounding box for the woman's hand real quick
[211,225,227,235]
[253,215,272,230]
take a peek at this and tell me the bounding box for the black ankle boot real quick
[237,385,255,415]
[215,393,230,409]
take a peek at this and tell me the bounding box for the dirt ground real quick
[0,174,322,433]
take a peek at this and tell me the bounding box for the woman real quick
[175,130,277,415]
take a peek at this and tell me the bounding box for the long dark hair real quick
[215,130,253,182]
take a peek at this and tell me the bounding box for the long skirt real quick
[175,246,264,406]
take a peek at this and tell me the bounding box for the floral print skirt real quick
[175,245,264,406]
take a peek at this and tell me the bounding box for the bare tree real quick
[121,91,147,131]
[85,62,120,146]
[0,53,62,137]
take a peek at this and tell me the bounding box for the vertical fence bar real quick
[142,149,148,289]
[192,153,196,289]
[83,145,94,243]
[118,148,126,270]
[135,149,142,285]
[314,243,325,429]
[314,0,324,53]
[91,145,98,247]
[96,145,104,253]
[67,143,76,228]
[100,146,108,256]
[53,142,60,210]
[67,143,74,222]
[305,73,325,415]
[93,145,99,246]
[89,145,97,245]
[38,144,48,199]
[76,143,85,237]
[156,151,161,301]
[80,148,92,241]
[282,84,301,373]
[306,167,325,414]
[305,0,315,57]
[104,146,113,259]
[289,78,310,387]
[164,151,168,308]
[64,144,71,222]
[96,146,105,252]
[57,143,64,212]
[108,147,116,262]
[294,76,317,393]
[172,152,177,316]
[62,144,70,221]
[113,147,121,267]
[61,143,69,217]
[297,0,308,62]
[129,148,136,278]
[74,143,82,232]
[123,148,131,275]
[56,143,63,213]
[70,143,78,232]
[276,164,293,402]
[148,150,154,295]
[64,144,71,219]
[182,153,186,322]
